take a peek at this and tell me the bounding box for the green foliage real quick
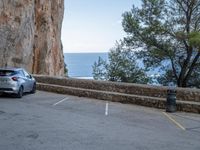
[92,57,107,80]
[92,42,149,84]
[122,0,200,87]
[64,63,68,77]
[189,32,200,49]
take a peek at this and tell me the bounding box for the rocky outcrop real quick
[0,0,64,76]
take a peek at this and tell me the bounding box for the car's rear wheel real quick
[30,83,36,94]
[16,86,23,98]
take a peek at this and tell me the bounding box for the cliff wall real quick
[0,0,64,76]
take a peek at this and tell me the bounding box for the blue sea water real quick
[64,52,164,81]
[64,53,108,78]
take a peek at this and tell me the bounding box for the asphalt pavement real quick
[0,91,200,150]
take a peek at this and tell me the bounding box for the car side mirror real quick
[29,75,32,79]
[26,75,32,79]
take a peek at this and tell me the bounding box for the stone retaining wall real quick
[34,75,200,102]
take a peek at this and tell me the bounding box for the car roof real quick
[0,67,23,71]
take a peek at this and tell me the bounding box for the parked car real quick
[0,68,36,98]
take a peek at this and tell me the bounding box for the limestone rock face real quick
[0,0,64,76]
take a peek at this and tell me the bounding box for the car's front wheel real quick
[16,86,23,98]
[30,83,36,94]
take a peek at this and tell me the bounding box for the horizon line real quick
[63,51,109,54]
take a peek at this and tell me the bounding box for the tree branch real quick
[170,57,178,80]
[176,0,187,13]
[177,46,193,86]
[184,51,200,84]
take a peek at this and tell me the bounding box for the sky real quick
[61,0,141,53]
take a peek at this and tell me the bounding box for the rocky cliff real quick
[0,0,64,76]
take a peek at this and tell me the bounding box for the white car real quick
[0,68,36,98]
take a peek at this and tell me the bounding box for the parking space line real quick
[53,97,69,106]
[105,102,109,116]
[163,112,186,131]
[173,114,200,123]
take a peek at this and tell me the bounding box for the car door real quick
[22,70,33,92]
[17,70,29,92]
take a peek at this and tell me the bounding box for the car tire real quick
[16,86,23,98]
[30,83,36,94]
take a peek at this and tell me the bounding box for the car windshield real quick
[0,70,16,76]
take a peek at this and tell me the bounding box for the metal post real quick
[166,85,177,112]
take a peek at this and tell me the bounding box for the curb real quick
[37,83,200,114]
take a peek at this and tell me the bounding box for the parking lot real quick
[0,91,200,150]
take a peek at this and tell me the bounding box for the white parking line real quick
[163,112,186,131]
[105,102,109,116]
[53,97,69,106]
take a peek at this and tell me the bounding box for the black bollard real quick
[166,87,177,112]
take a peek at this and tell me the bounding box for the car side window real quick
[18,70,25,77]
[23,70,31,78]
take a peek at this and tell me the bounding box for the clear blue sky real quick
[61,0,141,53]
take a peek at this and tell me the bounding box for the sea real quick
[64,53,108,79]
[64,52,162,81]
